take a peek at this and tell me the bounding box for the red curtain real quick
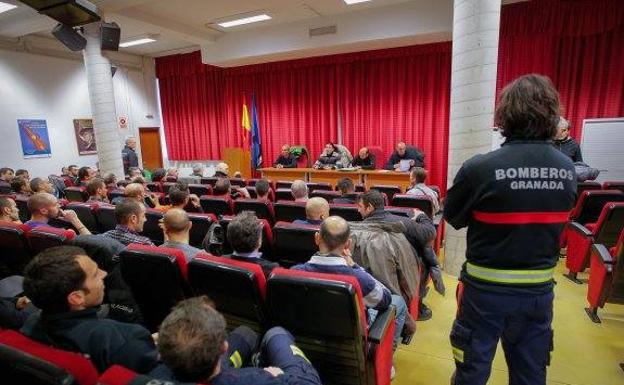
[497,0,624,140]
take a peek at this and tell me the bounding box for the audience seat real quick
[565,202,624,283]
[219,216,273,260]
[274,201,307,222]
[391,194,434,218]
[146,182,162,193]
[234,199,275,224]
[141,209,165,245]
[0,330,99,385]
[335,184,366,192]
[267,268,396,385]
[0,182,12,195]
[371,185,401,201]
[66,202,101,234]
[576,181,602,199]
[385,206,413,218]
[188,253,267,331]
[200,195,234,217]
[119,244,191,332]
[200,177,218,186]
[64,187,88,203]
[330,203,363,221]
[248,178,273,189]
[275,188,294,201]
[162,182,176,195]
[26,226,76,256]
[97,365,195,385]
[14,195,30,223]
[107,189,125,203]
[272,221,319,267]
[602,181,624,194]
[0,221,31,277]
[187,212,217,249]
[94,203,117,232]
[188,183,211,197]
[307,182,332,191]
[275,180,293,189]
[310,190,341,202]
[585,231,624,323]
[230,178,247,187]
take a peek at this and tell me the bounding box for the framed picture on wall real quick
[73,119,97,155]
[17,119,52,158]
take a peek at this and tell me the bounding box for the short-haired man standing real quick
[553,117,583,162]
[122,136,140,175]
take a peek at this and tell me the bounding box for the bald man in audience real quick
[0,197,21,223]
[294,197,329,225]
[120,182,162,209]
[25,193,90,235]
[29,177,55,195]
[291,180,309,202]
[160,209,202,262]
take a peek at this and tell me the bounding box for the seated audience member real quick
[406,167,440,213]
[77,166,95,186]
[214,178,250,200]
[30,177,55,195]
[273,145,297,168]
[0,167,14,183]
[254,179,271,202]
[11,176,32,197]
[151,168,167,182]
[294,197,329,225]
[21,246,159,373]
[357,190,443,320]
[214,163,229,178]
[333,178,359,204]
[292,216,407,355]
[0,197,21,223]
[61,166,69,177]
[151,296,322,385]
[384,141,425,171]
[86,178,110,203]
[25,193,91,235]
[127,167,142,180]
[160,209,202,262]
[226,211,278,277]
[103,173,119,189]
[352,147,375,170]
[169,187,202,212]
[313,143,341,169]
[121,182,162,209]
[290,180,309,202]
[15,169,29,180]
[103,198,153,246]
[166,168,179,180]
[191,164,205,178]
[233,171,242,178]
[67,164,79,183]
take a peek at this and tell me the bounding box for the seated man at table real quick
[384,141,425,171]
[313,143,341,169]
[294,197,329,225]
[406,167,440,214]
[273,145,297,168]
[290,180,309,202]
[334,178,359,204]
[352,147,376,170]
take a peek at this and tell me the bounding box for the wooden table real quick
[259,168,411,192]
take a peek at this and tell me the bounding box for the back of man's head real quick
[86,178,106,196]
[103,173,117,185]
[215,163,229,176]
[0,197,15,217]
[255,179,270,198]
[337,178,355,195]
[227,211,262,253]
[358,190,385,211]
[27,192,56,214]
[410,167,427,184]
[169,188,189,207]
[306,197,329,221]
[152,168,166,182]
[158,296,227,383]
[78,166,91,181]
[29,177,45,193]
[11,176,28,193]
[124,183,144,199]
[115,198,143,225]
[291,180,308,199]
[213,178,230,196]
[192,164,204,175]
[23,246,87,314]
[163,208,191,234]
[319,216,350,251]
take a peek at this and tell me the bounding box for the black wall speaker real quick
[52,23,86,51]
[101,22,120,51]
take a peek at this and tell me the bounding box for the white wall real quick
[0,48,161,178]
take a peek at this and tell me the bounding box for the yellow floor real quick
[394,261,624,385]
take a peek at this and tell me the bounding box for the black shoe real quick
[417,303,432,321]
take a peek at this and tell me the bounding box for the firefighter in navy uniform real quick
[444,74,576,385]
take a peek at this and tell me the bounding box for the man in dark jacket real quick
[20,246,159,373]
[333,178,360,204]
[352,147,376,169]
[273,145,297,168]
[122,136,140,176]
[356,190,444,320]
[553,117,583,162]
[384,142,425,170]
[226,211,277,278]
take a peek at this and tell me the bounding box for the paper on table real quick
[399,159,411,172]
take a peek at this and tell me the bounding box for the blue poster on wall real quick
[17,119,52,158]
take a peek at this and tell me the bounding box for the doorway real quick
[138,127,163,171]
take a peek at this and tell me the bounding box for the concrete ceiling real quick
[0,0,526,66]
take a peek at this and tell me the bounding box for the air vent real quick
[309,25,337,37]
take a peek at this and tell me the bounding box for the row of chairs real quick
[577,180,624,198]
[0,248,397,385]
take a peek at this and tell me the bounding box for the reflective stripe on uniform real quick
[290,345,311,364]
[452,346,464,363]
[229,350,243,368]
[466,262,554,284]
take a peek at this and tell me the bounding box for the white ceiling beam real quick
[0,7,56,38]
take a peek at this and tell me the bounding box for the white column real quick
[82,23,125,178]
[444,0,501,276]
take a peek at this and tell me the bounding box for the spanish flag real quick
[241,99,251,144]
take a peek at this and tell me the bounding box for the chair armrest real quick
[368,305,396,344]
[592,244,614,266]
[569,221,593,237]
